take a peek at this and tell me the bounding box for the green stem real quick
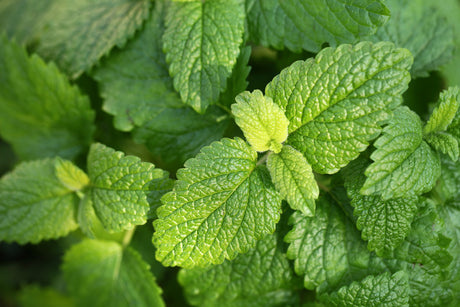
[122,227,135,248]
[257,151,271,166]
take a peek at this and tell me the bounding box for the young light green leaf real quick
[92,0,180,132]
[163,0,245,112]
[323,272,409,307]
[343,158,418,257]
[153,138,282,268]
[424,87,460,161]
[285,196,380,291]
[366,0,455,78]
[63,239,165,307]
[362,107,441,199]
[86,143,172,233]
[178,233,296,307]
[267,145,318,216]
[266,41,413,174]
[232,90,289,153]
[37,0,151,78]
[55,158,90,192]
[246,0,389,53]
[0,34,95,161]
[0,158,83,244]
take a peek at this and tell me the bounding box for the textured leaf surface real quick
[390,200,454,306]
[133,107,229,167]
[0,35,95,161]
[424,87,460,161]
[92,0,179,132]
[179,233,296,307]
[232,90,289,153]
[0,0,57,45]
[163,0,245,112]
[37,0,151,78]
[0,159,82,244]
[86,143,172,233]
[434,157,460,303]
[367,0,455,78]
[267,145,318,216]
[153,138,282,268]
[63,240,164,307]
[324,272,409,307]
[285,196,380,291]
[246,0,389,52]
[362,107,441,199]
[266,42,412,174]
[343,158,418,256]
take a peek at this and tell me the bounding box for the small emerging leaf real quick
[267,145,318,216]
[424,87,460,161]
[232,90,289,153]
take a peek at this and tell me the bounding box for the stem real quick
[257,152,271,166]
[122,227,135,248]
[215,103,233,115]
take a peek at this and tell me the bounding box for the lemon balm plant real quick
[0,0,460,306]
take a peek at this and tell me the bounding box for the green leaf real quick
[424,87,460,161]
[0,0,57,45]
[425,86,460,134]
[178,233,296,307]
[343,158,418,257]
[63,239,164,307]
[246,0,389,52]
[220,45,252,108]
[266,41,413,174]
[153,138,282,268]
[267,145,318,216]
[37,0,151,78]
[163,0,245,112]
[323,271,409,307]
[366,0,455,78]
[390,200,454,306]
[0,34,95,161]
[285,196,380,291]
[133,107,229,167]
[362,107,441,199]
[0,158,83,244]
[92,0,179,132]
[232,90,289,153]
[18,285,74,307]
[55,158,90,192]
[86,143,172,233]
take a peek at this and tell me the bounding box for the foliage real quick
[0,0,460,306]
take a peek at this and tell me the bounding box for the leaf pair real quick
[153,41,414,268]
[0,144,172,244]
